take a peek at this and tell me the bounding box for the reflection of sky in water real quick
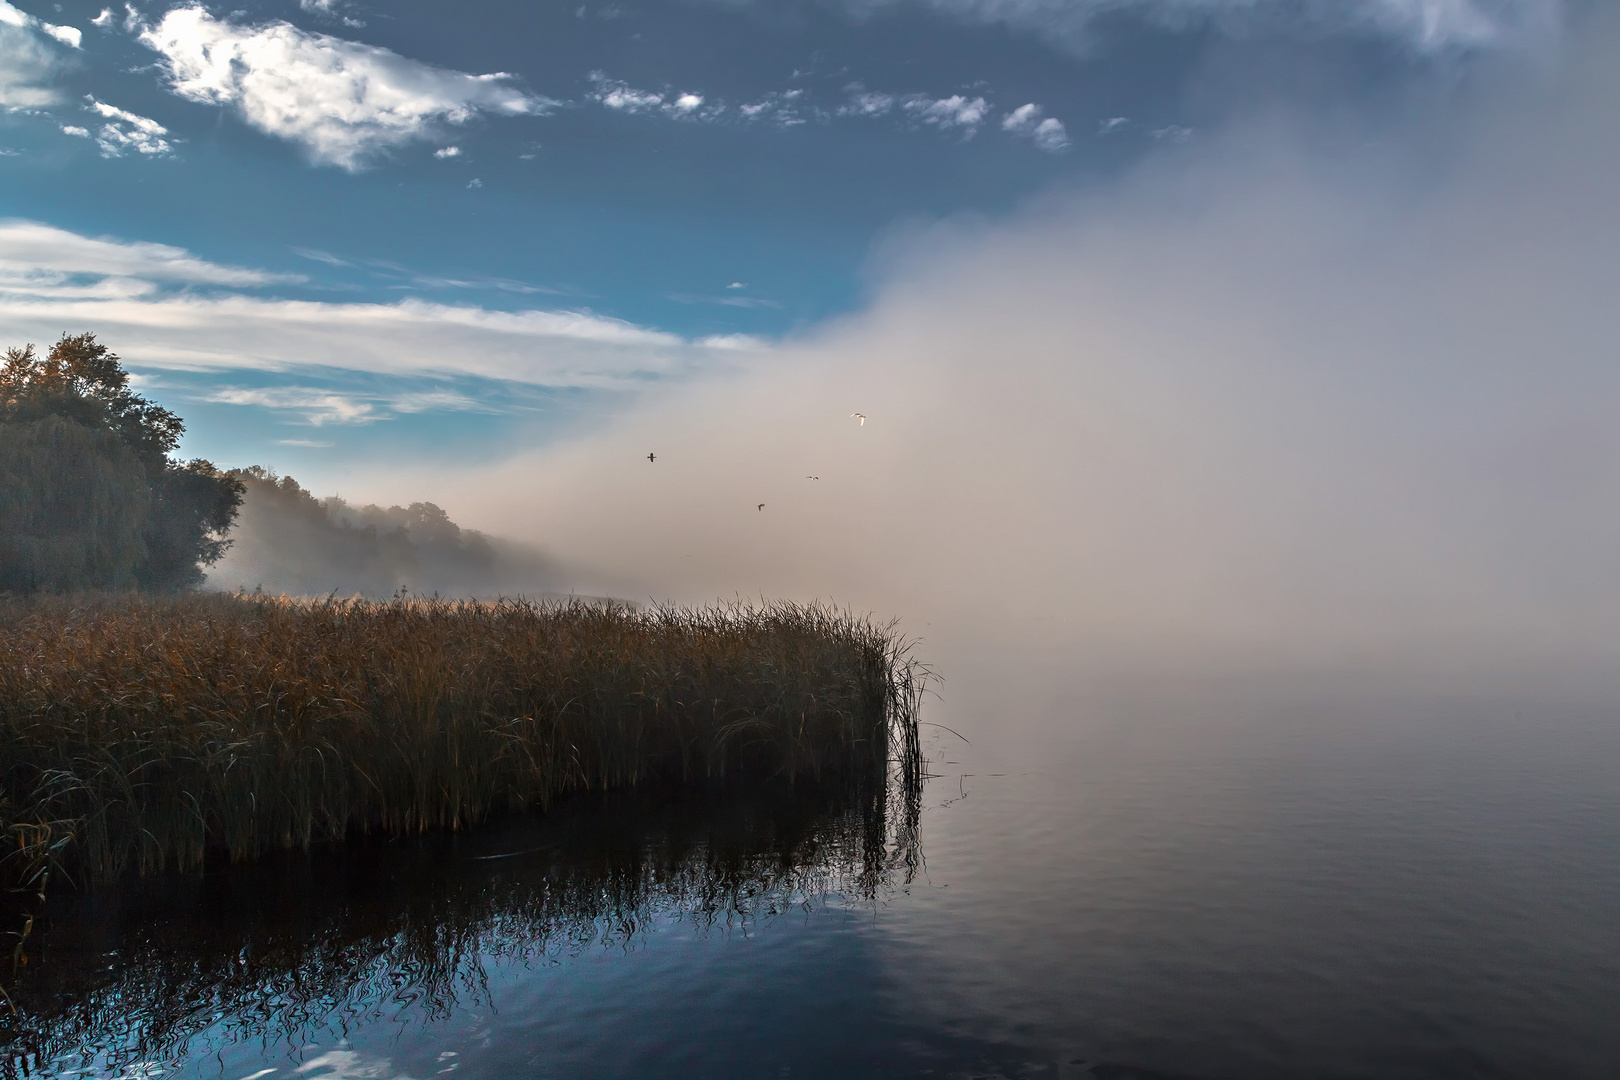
[879,666,1620,1078]
[200,913,924,1079]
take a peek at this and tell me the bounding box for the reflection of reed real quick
[3,764,922,1077]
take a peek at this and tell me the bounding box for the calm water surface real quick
[15,647,1620,1079]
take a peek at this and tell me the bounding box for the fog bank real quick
[344,15,1620,676]
[206,469,564,599]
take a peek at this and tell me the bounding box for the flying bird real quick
[647,452,656,463]
[757,503,765,511]
[806,476,819,480]
[851,413,866,426]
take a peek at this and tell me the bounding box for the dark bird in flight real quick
[807,476,819,480]
[757,503,765,511]
[647,452,656,463]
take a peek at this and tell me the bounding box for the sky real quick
[10,0,1620,669]
[0,0,1562,474]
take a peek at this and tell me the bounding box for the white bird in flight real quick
[851,413,866,426]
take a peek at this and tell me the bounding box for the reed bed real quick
[0,593,923,893]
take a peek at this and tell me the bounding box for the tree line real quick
[1,334,242,593]
[215,467,531,598]
[2,333,537,598]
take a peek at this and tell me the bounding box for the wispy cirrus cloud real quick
[207,386,384,426]
[135,6,554,169]
[205,385,485,426]
[0,218,297,289]
[0,220,754,391]
[289,245,570,296]
[668,292,784,309]
[584,72,1062,150]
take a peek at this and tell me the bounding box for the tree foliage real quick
[0,334,243,593]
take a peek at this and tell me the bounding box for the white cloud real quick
[137,7,552,169]
[669,292,783,309]
[587,72,721,121]
[390,389,483,414]
[60,124,88,137]
[0,1,80,48]
[0,294,733,388]
[588,73,665,113]
[92,122,171,157]
[903,94,989,134]
[841,87,992,136]
[0,4,71,107]
[41,22,79,47]
[839,91,896,117]
[856,0,1560,52]
[208,386,381,425]
[205,385,482,426]
[1001,102,1070,151]
[0,220,748,390]
[737,90,809,126]
[694,333,766,351]
[290,246,351,267]
[1001,102,1039,130]
[466,177,482,188]
[91,9,112,28]
[1099,116,1129,134]
[1028,117,1069,151]
[85,96,172,157]
[0,218,296,288]
[433,145,461,158]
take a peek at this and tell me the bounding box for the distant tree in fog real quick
[0,334,242,593]
[213,469,546,598]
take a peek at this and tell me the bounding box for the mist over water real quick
[317,9,1620,689]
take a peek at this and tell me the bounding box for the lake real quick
[13,641,1620,1080]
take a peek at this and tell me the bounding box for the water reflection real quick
[4,776,919,1078]
[10,668,1620,1080]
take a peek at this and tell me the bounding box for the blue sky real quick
[0,0,1562,485]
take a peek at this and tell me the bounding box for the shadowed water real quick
[7,655,1620,1079]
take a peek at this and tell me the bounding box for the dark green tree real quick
[0,333,243,593]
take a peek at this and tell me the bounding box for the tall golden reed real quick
[0,593,921,888]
